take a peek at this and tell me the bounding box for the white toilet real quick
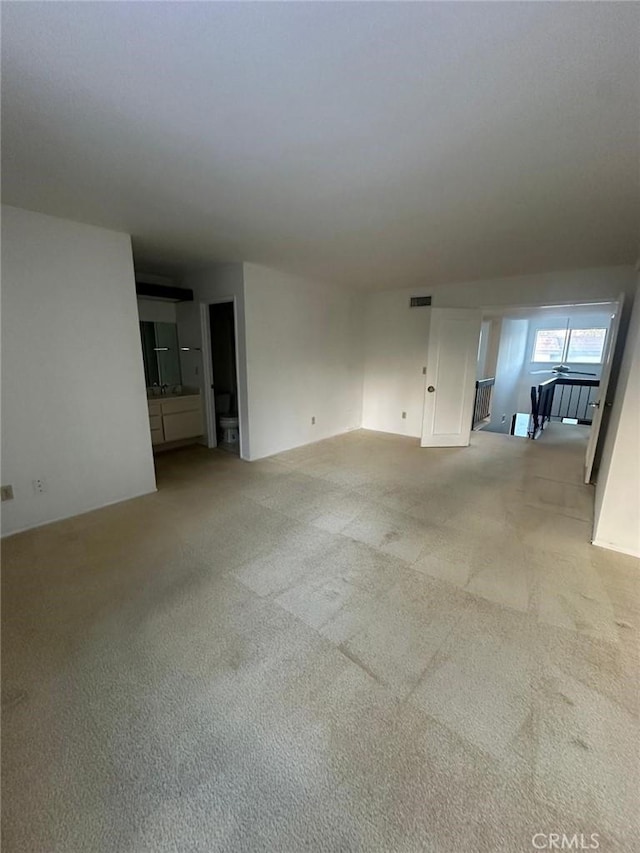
[219,415,239,445]
[216,393,239,446]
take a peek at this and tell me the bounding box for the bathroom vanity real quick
[138,315,204,450]
[147,392,203,450]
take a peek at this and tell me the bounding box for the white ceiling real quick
[2,2,639,290]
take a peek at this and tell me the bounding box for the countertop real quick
[147,388,200,400]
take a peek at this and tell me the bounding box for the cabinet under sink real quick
[148,394,203,449]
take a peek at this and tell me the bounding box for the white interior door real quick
[584,296,624,484]
[421,308,482,447]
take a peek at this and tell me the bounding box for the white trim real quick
[1,488,158,539]
[200,296,245,457]
[481,299,618,315]
[230,297,246,460]
[591,539,640,559]
[248,425,361,461]
[200,301,217,449]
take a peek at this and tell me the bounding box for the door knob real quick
[589,401,600,408]
[427,386,435,393]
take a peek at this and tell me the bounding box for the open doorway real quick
[208,300,240,455]
[472,300,622,481]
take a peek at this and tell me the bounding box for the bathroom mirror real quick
[140,321,182,388]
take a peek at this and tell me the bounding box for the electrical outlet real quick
[311,416,316,425]
[32,478,47,495]
[402,411,407,419]
[1,485,14,502]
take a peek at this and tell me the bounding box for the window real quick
[565,328,607,363]
[531,327,607,364]
[532,329,567,362]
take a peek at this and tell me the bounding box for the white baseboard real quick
[1,487,158,539]
[247,424,362,462]
[591,539,640,559]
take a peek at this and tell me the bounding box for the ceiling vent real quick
[410,296,432,307]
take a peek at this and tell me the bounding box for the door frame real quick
[584,293,624,484]
[200,296,244,456]
[478,295,624,476]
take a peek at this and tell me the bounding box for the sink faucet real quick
[161,383,169,395]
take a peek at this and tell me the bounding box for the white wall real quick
[243,263,363,459]
[1,206,156,536]
[180,262,362,460]
[137,297,177,324]
[180,263,251,459]
[361,291,430,437]
[430,265,635,309]
[476,320,492,380]
[593,281,640,557]
[488,318,529,433]
[483,319,502,380]
[361,267,635,438]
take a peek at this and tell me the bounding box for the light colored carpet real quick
[2,426,638,852]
